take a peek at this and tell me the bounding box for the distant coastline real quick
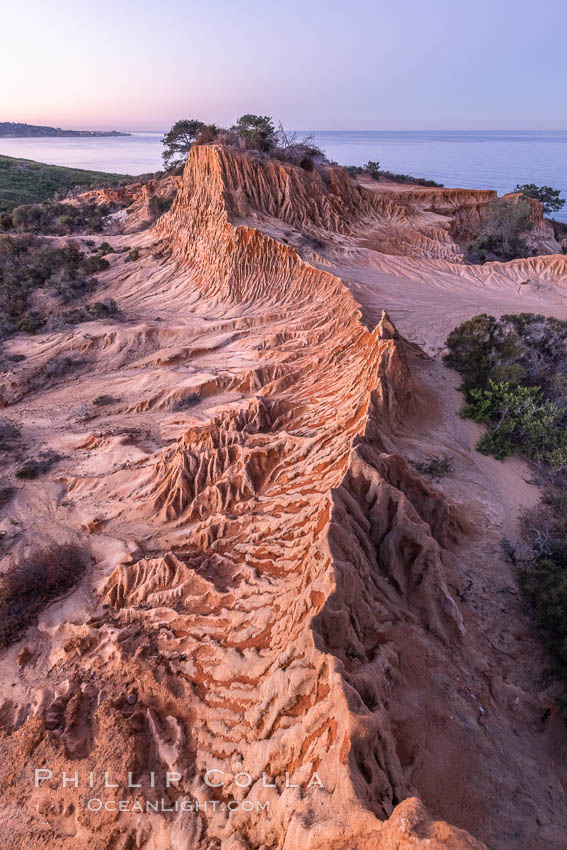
[0,122,130,138]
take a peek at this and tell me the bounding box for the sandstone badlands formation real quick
[1,146,567,850]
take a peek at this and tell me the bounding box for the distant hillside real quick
[0,154,129,213]
[0,122,130,137]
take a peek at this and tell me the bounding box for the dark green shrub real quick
[93,394,118,406]
[55,276,97,304]
[17,311,46,333]
[232,114,277,152]
[468,198,533,262]
[15,451,61,479]
[96,241,114,256]
[6,201,120,235]
[0,543,89,648]
[549,218,567,244]
[61,307,88,324]
[81,254,109,274]
[521,494,567,565]
[45,356,87,380]
[148,196,173,217]
[518,559,567,679]
[0,420,21,451]
[344,163,443,187]
[89,298,118,318]
[445,313,567,400]
[447,312,567,702]
[364,160,381,179]
[194,124,219,146]
[444,314,521,393]
[62,298,119,325]
[173,392,201,410]
[412,455,454,480]
[0,487,14,507]
[0,235,110,339]
[461,380,567,463]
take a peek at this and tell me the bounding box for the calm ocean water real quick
[1,129,566,222]
[309,130,567,223]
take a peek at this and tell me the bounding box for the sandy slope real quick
[0,146,567,850]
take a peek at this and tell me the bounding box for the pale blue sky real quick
[2,0,566,130]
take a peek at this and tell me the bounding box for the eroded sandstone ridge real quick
[1,146,567,850]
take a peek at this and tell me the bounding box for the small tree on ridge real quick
[515,183,565,215]
[232,114,277,152]
[161,119,205,168]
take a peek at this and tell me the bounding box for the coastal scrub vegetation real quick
[411,454,454,480]
[161,114,325,171]
[467,197,534,263]
[461,381,566,463]
[0,543,90,648]
[15,450,61,480]
[161,115,446,187]
[445,313,567,403]
[515,183,565,215]
[0,419,22,452]
[344,160,444,187]
[0,154,127,215]
[0,200,122,235]
[0,235,113,340]
[446,313,567,687]
[548,216,567,250]
[467,184,565,263]
[148,195,173,217]
[232,114,278,153]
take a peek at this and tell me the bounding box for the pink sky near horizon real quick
[2,0,567,132]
